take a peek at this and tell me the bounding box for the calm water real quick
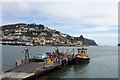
[1,45,118,78]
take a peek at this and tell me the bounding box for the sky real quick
[1,0,119,46]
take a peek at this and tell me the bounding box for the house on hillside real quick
[45,38,54,45]
[35,36,46,45]
[76,41,82,46]
[39,32,47,36]
[61,34,67,37]
[52,33,59,37]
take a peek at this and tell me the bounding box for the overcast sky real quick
[1,0,119,46]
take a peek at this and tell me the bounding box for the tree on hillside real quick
[38,24,45,30]
[66,35,71,39]
[80,35,84,40]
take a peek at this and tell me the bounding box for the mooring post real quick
[23,47,30,64]
[72,48,74,54]
[67,49,68,54]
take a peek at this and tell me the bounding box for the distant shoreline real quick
[1,43,98,47]
[1,44,117,47]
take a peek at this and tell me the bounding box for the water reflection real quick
[35,63,89,80]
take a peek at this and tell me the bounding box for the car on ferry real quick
[34,53,50,62]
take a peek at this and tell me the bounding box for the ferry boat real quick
[75,47,90,63]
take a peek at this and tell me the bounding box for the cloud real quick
[96,39,118,46]
[2,1,118,45]
[18,2,31,12]
[72,33,118,38]
[81,16,118,27]
[79,26,118,32]
[2,2,118,26]
[1,0,119,2]
[31,2,117,26]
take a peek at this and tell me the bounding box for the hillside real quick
[1,23,98,46]
[74,35,98,46]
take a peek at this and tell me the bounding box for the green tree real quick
[55,31,60,34]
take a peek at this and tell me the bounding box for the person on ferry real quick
[51,53,55,61]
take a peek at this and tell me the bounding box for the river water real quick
[1,45,118,78]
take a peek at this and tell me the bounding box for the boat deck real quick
[1,62,61,80]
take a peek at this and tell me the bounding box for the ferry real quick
[75,47,90,63]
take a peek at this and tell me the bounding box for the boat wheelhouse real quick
[75,47,90,63]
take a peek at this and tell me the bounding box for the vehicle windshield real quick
[37,54,43,56]
[37,53,48,57]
